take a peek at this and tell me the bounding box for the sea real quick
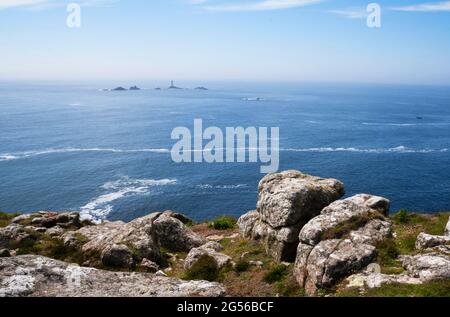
[0,81,449,222]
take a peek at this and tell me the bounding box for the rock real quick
[402,253,450,282]
[346,272,422,289]
[0,255,225,297]
[62,211,200,268]
[0,249,10,258]
[349,219,393,245]
[11,214,32,224]
[345,252,450,290]
[69,213,161,267]
[299,194,390,246]
[55,212,81,228]
[34,227,47,234]
[248,260,264,268]
[155,270,168,277]
[0,224,34,249]
[432,245,450,255]
[31,217,44,226]
[201,241,224,252]
[206,235,225,242]
[238,171,345,262]
[153,212,205,252]
[46,226,65,238]
[237,210,259,238]
[416,233,450,250]
[160,211,193,225]
[184,243,233,271]
[300,239,377,294]
[112,87,127,91]
[257,170,345,228]
[294,194,392,295]
[101,244,135,268]
[140,259,159,273]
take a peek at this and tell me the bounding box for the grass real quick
[0,212,20,228]
[339,280,450,297]
[263,264,289,284]
[390,211,450,255]
[11,231,85,264]
[209,216,237,230]
[234,260,250,273]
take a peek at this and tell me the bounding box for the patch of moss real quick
[182,254,220,282]
[320,215,371,241]
[263,264,288,284]
[209,216,237,230]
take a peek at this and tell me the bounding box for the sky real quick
[0,0,450,85]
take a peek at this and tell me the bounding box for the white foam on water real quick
[0,148,170,161]
[79,177,177,223]
[196,184,248,190]
[0,155,17,161]
[282,146,448,154]
[362,122,417,127]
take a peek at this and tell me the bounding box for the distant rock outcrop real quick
[112,87,127,91]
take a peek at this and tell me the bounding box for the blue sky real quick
[1,0,450,85]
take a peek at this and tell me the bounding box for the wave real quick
[282,146,448,154]
[79,177,177,223]
[1,145,448,162]
[196,184,248,190]
[362,122,450,127]
[0,148,170,161]
[362,122,417,127]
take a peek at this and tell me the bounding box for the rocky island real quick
[0,170,449,297]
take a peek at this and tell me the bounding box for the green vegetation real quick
[182,254,220,282]
[390,211,450,254]
[11,231,85,264]
[234,260,250,273]
[264,264,288,284]
[209,216,237,230]
[393,209,410,224]
[0,212,19,228]
[320,215,370,240]
[375,238,404,274]
[339,280,450,297]
[275,273,305,297]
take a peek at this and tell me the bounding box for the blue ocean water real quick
[0,81,449,222]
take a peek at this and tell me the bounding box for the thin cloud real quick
[0,0,116,10]
[200,0,323,12]
[0,0,47,9]
[328,8,367,19]
[392,1,450,12]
